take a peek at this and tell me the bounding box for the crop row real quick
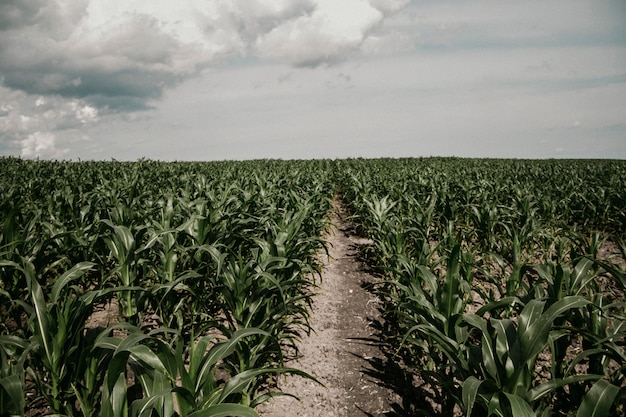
[0,158,335,417]
[336,158,626,416]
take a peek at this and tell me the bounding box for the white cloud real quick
[20,131,68,159]
[255,0,384,66]
[0,86,100,156]
[70,101,98,124]
[368,0,410,15]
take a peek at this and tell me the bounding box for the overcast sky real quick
[1,0,625,161]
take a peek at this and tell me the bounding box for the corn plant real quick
[216,252,300,376]
[379,244,472,413]
[102,220,150,323]
[0,209,48,313]
[461,296,601,416]
[0,335,27,416]
[0,258,115,416]
[141,207,208,334]
[97,326,316,417]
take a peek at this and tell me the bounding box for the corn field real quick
[0,157,625,416]
[337,158,626,417]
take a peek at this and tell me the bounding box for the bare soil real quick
[259,200,417,417]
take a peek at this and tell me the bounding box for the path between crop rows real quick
[259,199,403,417]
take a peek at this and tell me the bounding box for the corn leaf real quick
[0,374,24,415]
[462,376,483,417]
[503,392,535,417]
[187,403,260,417]
[521,296,590,361]
[576,379,619,417]
[50,261,96,303]
[528,374,602,402]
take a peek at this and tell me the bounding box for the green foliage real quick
[0,158,334,415]
[1,157,625,416]
[338,158,626,416]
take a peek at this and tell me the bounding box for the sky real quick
[0,0,625,161]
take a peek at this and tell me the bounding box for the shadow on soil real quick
[338,210,446,417]
[345,246,442,416]
[349,332,441,417]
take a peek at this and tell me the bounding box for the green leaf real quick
[417,266,439,300]
[576,379,619,417]
[464,314,499,384]
[565,349,609,376]
[249,390,297,408]
[0,335,29,352]
[462,376,483,417]
[0,260,22,270]
[50,262,96,303]
[503,392,535,417]
[590,258,626,290]
[487,394,504,417]
[218,367,321,405]
[102,221,136,262]
[517,299,545,346]
[528,374,602,402]
[476,297,521,316]
[570,258,594,293]
[130,387,175,417]
[30,278,53,366]
[491,318,516,378]
[403,323,466,370]
[101,352,130,417]
[188,403,260,417]
[441,243,462,322]
[0,374,25,415]
[521,296,590,361]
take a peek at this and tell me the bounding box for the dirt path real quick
[259,199,403,417]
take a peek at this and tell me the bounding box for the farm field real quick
[1,157,625,416]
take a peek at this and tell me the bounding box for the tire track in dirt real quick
[259,199,401,417]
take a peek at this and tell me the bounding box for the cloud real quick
[0,86,98,155]
[369,0,410,15]
[0,0,414,161]
[191,0,405,66]
[0,0,89,36]
[198,0,317,48]
[1,0,408,115]
[0,104,11,117]
[0,0,89,39]
[0,7,192,111]
[255,0,386,66]
[19,131,69,159]
[0,0,42,31]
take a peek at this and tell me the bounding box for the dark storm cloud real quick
[0,0,45,30]
[0,0,88,38]
[2,60,180,111]
[0,4,192,111]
